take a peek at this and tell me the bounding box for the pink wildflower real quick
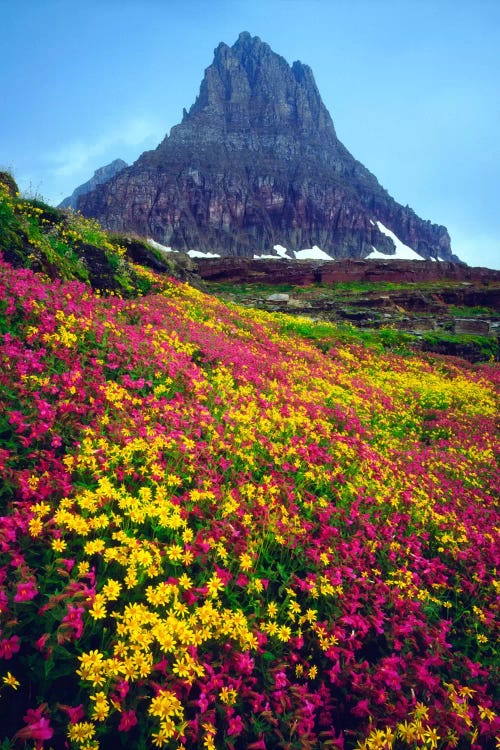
[247,740,267,750]
[14,706,53,749]
[35,633,51,652]
[118,709,138,731]
[0,635,20,659]
[58,704,85,723]
[14,579,38,602]
[59,604,84,640]
[274,671,287,689]
[227,712,244,736]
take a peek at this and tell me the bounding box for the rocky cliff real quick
[59,159,127,210]
[193,257,499,286]
[77,33,455,261]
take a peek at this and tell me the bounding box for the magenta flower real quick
[0,635,20,659]
[118,709,138,732]
[35,633,50,653]
[58,703,85,724]
[59,604,84,640]
[14,580,38,602]
[227,712,244,736]
[15,706,53,749]
[247,739,267,749]
[274,671,287,689]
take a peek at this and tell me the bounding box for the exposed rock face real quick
[194,258,500,290]
[0,172,19,197]
[59,159,127,210]
[78,33,454,261]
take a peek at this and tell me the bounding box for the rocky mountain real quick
[77,33,456,261]
[59,158,127,210]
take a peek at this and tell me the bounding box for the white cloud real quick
[46,116,164,179]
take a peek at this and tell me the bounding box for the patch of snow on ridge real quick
[147,238,175,253]
[295,246,332,260]
[366,246,396,260]
[367,222,426,261]
[187,250,221,258]
[254,254,280,259]
[273,244,293,258]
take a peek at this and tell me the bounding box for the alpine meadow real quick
[0,174,499,749]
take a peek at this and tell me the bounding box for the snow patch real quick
[147,238,175,253]
[273,244,293,258]
[367,222,426,261]
[258,244,333,261]
[294,246,332,260]
[254,254,281,259]
[366,246,391,260]
[187,250,221,258]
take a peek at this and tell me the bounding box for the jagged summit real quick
[77,34,455,261]
[176,31,336,140]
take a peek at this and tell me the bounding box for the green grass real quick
[422,331,499,360]
[447,304,497,317]
[205,279,500,305]
[0,180,159,296]
[207,281,296,296]
[277,315,417,354]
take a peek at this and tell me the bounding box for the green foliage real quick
[376,327,415,350]
[447,304,496,317]
[277,315,418,355]
[25,198,64,224]
[208,281,296,297]
[0,184,162,296]
[422,330,499,360]
[324,280,406,294]
[0,186,24,261]
[206,279,444,300]
[0,171,19,196]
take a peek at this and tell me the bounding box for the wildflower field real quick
[0,188,499,749]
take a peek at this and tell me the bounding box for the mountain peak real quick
[230,31,268,55]
[175,32,336,147]
[236,30,259,44]
[77,34,454,262]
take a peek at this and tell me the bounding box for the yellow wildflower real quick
[219,686,238,705]
[90,691,109,721]
[102,579,122,601]
[67,722,96,743]
[206,573,224,598]
[2,672,19,689]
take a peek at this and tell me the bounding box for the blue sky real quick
[1,0,499,268]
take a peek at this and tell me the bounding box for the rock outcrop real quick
[193,257,499,287]
[59,159,127,210]
[78,33,455,261]
[0,172,19,197]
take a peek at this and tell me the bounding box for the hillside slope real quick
[2,173,498,364]
[0,180,499,748]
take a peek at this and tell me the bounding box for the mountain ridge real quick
[59,158,127,210]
